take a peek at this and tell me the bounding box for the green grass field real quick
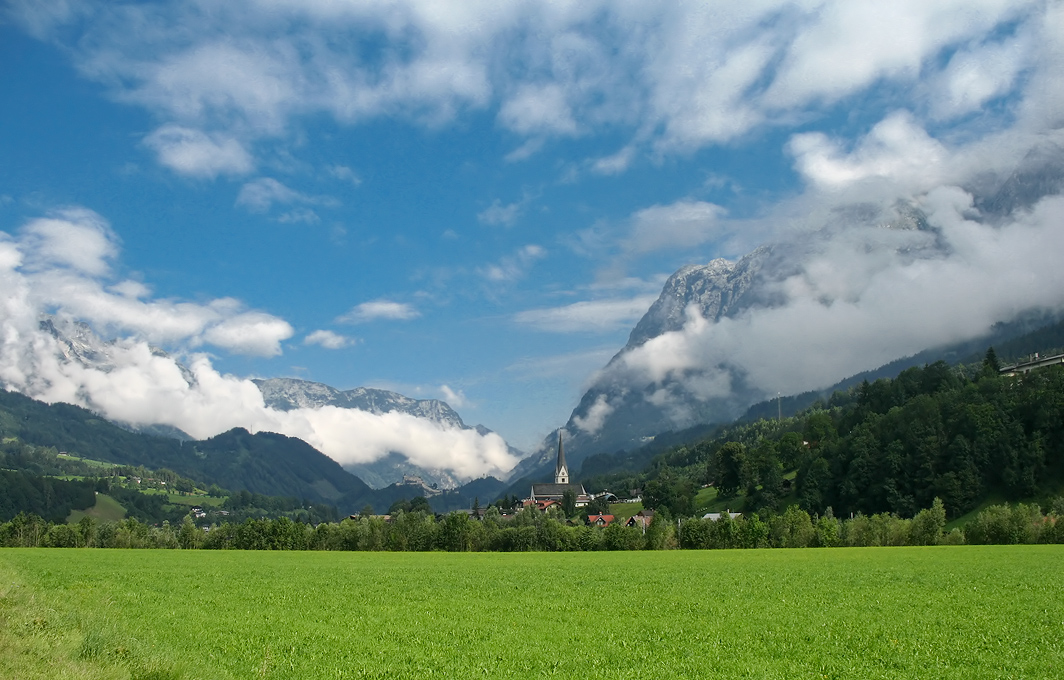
[67,493,127,523]
[0,547,1061,679]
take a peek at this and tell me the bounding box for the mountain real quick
[571,314,1064,486]
[253,377,466,428]
[24,321,521,491]
[530,141,1064,478]
[252,377,523,489]
[0,387,384,514]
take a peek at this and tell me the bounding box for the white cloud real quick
[338,300,420,323]
[498,83,578,136]
[200,312,294,357]
[7,209,293,356]
[143,125,253,178]
[20,208,117,277]
[276,208,321,224]
[515,295,658,333]
[304,329,354,349]
[327,165,362,186]
[235,177,338,218]
[236,178,303,212]
[17,0,1052,171]
[477,198,525,227]
[0,208,517,481]
[572,393,615,435]
[762,0,1027,111]
[929,32,1031,120]
[591,146,635,175]
[439,384,467,409]
[788,112,947,190]
[479,244,546,282]
[624,200,727,254]
[590,172,1064,433]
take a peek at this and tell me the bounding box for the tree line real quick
[4,496,1064,551]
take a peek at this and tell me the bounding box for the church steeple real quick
[554,432,569,484]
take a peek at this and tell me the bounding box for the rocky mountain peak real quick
[626,246,772,349]
[252,377,466,429]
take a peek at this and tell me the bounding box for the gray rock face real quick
[626,247,772,349]
[541,198,966,471]
[33,321,519,490]
[253,377,466,429]
[252,377,525,489]
[41,317,117,372]
[544,143,1064,474]
[976,142,1064,218]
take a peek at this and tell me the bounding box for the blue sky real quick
[1,1,1060,463]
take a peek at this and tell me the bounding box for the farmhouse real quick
[625,510,655,530]
[528,434,591,507]
[703,510,742,521]
[587,514,615,527]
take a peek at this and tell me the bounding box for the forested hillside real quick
[0,390,376,512]
[592,356,1064,520]
[0,388,497,515]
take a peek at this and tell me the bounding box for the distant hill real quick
[0,389,455,515]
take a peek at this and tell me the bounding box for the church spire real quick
[555,432,569,484]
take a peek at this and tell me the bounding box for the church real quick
[528,434,591,508]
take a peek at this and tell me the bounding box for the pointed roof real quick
[555,432,567,475]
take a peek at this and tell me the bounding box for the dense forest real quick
[590,355,1064,520]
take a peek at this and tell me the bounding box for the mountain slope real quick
[538,141,1064,476]
[252,377,522,488]
[0,389,374,512]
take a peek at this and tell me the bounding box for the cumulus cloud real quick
[13,1,1054,170]
[19,208,117,276]
[585,121,1064,433]
[788,112,948,190]
[0,209,518,481]
[304,329,354,349]
[143,125,253,178]
[514,295,658,333]
[338,300,420,323]
[9,209,294,355]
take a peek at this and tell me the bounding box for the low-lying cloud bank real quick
[0,212,518,481]
[577,122,1064,435]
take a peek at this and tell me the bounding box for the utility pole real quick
[777,392,782,422]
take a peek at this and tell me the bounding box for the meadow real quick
[0,547,1060,679]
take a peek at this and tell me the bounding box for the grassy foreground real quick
[0,547,1061,679]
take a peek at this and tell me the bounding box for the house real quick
[703,510,742,521]
[528,434,591,508]
[624,509,655,530]
[523,499,561,512]
[587,514,615,527]
[1000,352,1064,376]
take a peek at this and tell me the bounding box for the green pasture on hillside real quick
[0,547,1061,679]
[66,493,126,523]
